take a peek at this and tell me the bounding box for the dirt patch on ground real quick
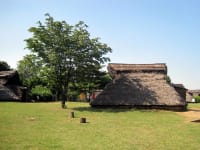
[177,108,200,123]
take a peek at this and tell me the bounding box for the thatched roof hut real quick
[187,90,200,96]
[90,63,187,110]
[186,89,200,102]
[0,71,27,101]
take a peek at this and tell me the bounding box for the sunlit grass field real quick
[0,102,200,150]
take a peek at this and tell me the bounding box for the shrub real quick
[194,96,200,103]
[165,75,171,84]
[0,60,11,71]
[68,90,79,101]
[31,85,52,101]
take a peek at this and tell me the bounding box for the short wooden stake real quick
[70,111,75,118]
[80,117,86,123]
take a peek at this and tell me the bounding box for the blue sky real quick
[0,0,200,89]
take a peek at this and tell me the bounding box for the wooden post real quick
[80,117,86,123]
[70,111,75,118]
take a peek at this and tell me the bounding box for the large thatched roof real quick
[90,63,186,110]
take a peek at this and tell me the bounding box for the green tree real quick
[0,60,11,71]
[194,96,200,103]
[25,14,112,108]
[31,85,52,101]
[75,71,112,101]
[166,75,171,84]
[97,72,112,89]
[17,54,43,91]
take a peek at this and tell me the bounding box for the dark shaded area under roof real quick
[0,71,27,101]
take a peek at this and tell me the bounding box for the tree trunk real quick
[61,89,67,109]
[61,95,67,109]
[54,88,66,108]
[61,73,70,109]
[61,100,66,109]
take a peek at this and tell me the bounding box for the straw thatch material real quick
[108,63,167,76]
[90,63,186,110]
[187,90,200,96]
[172,84,187,100]
[0,71,27,101]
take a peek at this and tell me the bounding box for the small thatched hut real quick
[0,70,27,101]
[90,63,187,110]
[186,90,200,102]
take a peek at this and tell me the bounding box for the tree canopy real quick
[24,14,112,108]
[17,54,42,90]
[0,60,11,71]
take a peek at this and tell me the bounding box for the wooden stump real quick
[80,117,86,123]
[70,112,75,118]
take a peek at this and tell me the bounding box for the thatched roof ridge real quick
[108,63,167,75]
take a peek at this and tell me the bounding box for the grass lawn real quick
[0,102,200,150]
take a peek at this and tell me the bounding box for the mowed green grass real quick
[0,102,200,150]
